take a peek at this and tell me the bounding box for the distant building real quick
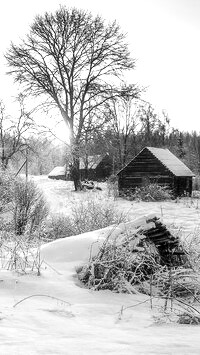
[80,153,112,181]
[48,154,112,181]
[117,147,195,197]
[48,166,68,180]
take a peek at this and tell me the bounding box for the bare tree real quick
[107,84,139,167]
[0,96,35,169]
[5,6,137,189]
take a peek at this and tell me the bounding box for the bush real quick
[193,176,200,191]
[43,215,74,241]
[44,198,125,240]
[182,230,200,272]
[71,198,124,233]
[77,222,200,326]
[106,175,119,199]
[12,178,49,235]
[0,168,15,211]
[0,232,43,274]
[123,183,172,201]
[77,227,200,299]
[77,233,163,293]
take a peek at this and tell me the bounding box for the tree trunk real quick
[1,156,8,170]
[85,153,89,180]
[71,156,82,191]
[69,133,82,191]
[66,115,82,191]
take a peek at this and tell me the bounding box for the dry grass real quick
[44,197,126,240]
[0,231,43,275]
[77,222,200,325]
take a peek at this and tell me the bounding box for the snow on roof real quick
[147,147,195,177]
[48,166,66,177]
[79,155,103,170]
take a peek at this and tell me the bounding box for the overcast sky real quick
[0,0,200,136]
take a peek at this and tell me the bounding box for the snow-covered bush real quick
[77,233,164,293]
[45,198,125,240]
[12,179,49,235]
[106,175,119,199]
[77,227,200,300]
[0,170,48,236]
[71,198,124,233]
[0,168,15,211]
[123,183,172,201]
[43,215,74,241]
[0,231,43,275]
[193,176,200,192]
[0,175,48,273]
[182,229,200,272]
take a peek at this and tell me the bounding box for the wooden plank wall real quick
[118,148,174,190]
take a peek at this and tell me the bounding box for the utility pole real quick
[25,147,28,182]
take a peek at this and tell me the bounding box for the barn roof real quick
[147,147,195,177]
[80,155,104,170]
[48,166,66,178]
[117,147,195,177]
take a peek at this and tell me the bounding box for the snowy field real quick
[0,176,200,354]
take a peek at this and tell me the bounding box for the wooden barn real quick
[117,147,195,197]
[48,166,67,180]
[80,154,112,181]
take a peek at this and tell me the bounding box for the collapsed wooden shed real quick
[117,147,195,197]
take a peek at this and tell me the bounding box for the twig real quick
[13,294,71,308]
[43,261,62,275]
[116,298,150,315]
[150,274,153,309]
[174,298,200,315]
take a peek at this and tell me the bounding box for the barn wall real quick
[174,177,193,197]
[80,169,96,180]
[80,156,112,181]
[118,148,174,191]
[95,156,112,180]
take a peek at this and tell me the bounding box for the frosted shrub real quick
[0,168,15,211]
[193,176,200,191]
[12,179,49,235]
[129,183,172,201]
[43,215,74,241]
[77,232,164,293]
[77,228,200,300]
[0,171,48,236]
[71,198,123,233]
[45,198,125,240]
[0,232,43,275]
[106,175,119,199]
[182,229,200,272]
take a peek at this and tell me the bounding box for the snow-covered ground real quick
[35,175,200,235]
[0,176,200,354]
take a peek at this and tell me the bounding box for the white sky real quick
[0,0,200,137]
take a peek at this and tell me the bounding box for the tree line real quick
[1,93,200,177]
